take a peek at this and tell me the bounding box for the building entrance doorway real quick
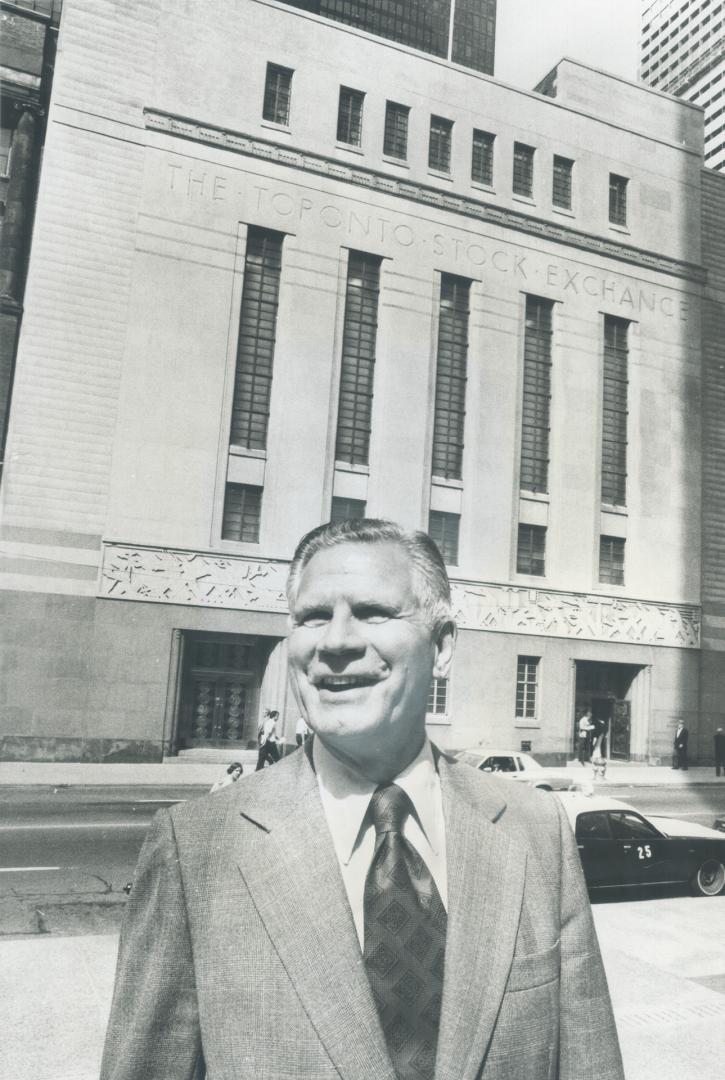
[573,661,644,761]
[176,633,274,750]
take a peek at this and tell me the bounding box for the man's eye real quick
[356,606,392,623]
[299,611,330,627]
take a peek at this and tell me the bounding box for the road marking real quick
[0,866,63,872]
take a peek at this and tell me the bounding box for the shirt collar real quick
[313,736,442,866]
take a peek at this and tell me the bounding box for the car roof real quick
[556,792,638,827]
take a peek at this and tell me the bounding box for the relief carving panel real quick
[100,544,700,649]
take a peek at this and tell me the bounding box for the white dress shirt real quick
[313,736,448,949]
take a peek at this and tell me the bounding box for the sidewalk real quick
[1,897,723,1080]
[0,758,722,790]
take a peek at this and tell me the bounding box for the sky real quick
[495,0,642,90]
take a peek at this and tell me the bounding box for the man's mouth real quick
[315,674,379,692]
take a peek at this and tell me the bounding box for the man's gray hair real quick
[286,518,453,635]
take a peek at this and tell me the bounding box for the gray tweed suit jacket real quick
[100,747,624,1080]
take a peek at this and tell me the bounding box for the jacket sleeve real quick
[554,797,625,1080]
[100,809,205,1080]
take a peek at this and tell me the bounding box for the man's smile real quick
[314,673,383,693]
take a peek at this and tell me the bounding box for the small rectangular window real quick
[428,510,460,566]
[429,115,453,173]
[552,155,573,209]
[599,536,625,585]
[330,497,366,523]
[517,524,546,576]
[471,129,495,186]
[513,142,535,197]
[384,101,410,160]
[263,63,293,126]
[428,677,448,715]
[337,86,365,146]
[222,484,262,543]
[516,656,539,719]
[0,126,13,177]
[609,174,628,226]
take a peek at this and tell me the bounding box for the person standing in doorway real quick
[714,727,725,777]
[577,709,596,765]
[255,708,282,771]
[672,722,689,770]
[295,715,309,747]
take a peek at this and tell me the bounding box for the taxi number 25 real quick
[637,845,652,860]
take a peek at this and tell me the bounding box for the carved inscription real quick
[100,544,700,648]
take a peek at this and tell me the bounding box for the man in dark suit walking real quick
[101,519,624,1080]
[673,722,689,770]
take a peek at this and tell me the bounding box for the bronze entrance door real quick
[179,635,257,749]
[609,700,631,760]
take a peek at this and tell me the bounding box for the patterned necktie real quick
[363,784,447,1080]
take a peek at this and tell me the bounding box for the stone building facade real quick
[0,0,715,764]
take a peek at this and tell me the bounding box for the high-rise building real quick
[282,0,497,75]
[640,0,725,170]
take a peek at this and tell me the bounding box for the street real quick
[1,781,724,1080]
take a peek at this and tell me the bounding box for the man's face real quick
[287,542,453,764]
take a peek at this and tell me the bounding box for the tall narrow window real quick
[516,656,539,720]
[428,510,460,566]
[428,677,449,716]
[222,484,262,543]
[383,101,410,160]
[520,296,553,494]
[230,228,284,450]
[517,524,546,576]
[552,155,573,209]
[609,174,628,226]
[513,142,535,197]
[471,129,495,186]
[601,316,629,506]
[429,115,453,172]
[337,86,364,146]
[599,536,625,585]
[262,63,293,126]
[330,496,366,523]
[335,251,381,466]
[432,275,470,481]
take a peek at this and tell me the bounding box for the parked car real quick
[454,749,579,792]
[714,816,725,834]
[557,792,725,896]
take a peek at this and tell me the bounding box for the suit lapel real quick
[234,752,396,1080]
[435,757,527,1080]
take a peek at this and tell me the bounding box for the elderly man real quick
[101,519,623,1080]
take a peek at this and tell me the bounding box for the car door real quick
[607,811,671,885]
[574,811,624,888]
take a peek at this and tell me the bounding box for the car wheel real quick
[535,783,553,792]
[690,859,725,896]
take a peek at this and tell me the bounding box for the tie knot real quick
[369,784,409,835]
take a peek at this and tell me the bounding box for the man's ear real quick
[432,621,456,679]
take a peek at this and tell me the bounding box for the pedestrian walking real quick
[715,727,725,777]
[255,708,282,771]
[672,722,689,770]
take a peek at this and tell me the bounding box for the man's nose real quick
[317,607,365,655]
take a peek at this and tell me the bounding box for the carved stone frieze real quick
[101,544,289,613]
[450,581,700,649]
[144,108,707,285]
[100,543,700,648]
